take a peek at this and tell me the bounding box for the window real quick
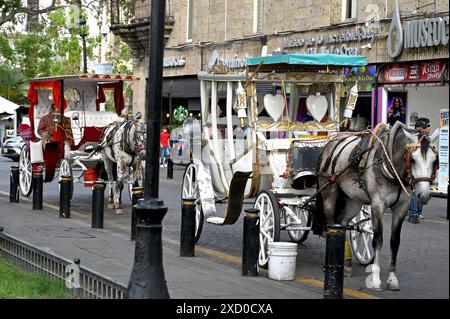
[253,0,263,33]
[342,0,357,20]
[187,0,193,42]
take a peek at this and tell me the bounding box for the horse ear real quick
[402,128,418,143]
[429,128,439,143]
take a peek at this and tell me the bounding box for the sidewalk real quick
[0,193,324,299]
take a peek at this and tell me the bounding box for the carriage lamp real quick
[53,109,61,123]
[53,109,62,133]
[236,81,247,127]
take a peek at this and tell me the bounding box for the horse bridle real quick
[404,136,439,185]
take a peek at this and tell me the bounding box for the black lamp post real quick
[126,0,170,299]
[78,18,88,74]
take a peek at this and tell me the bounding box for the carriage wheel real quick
[286,205,311,243]
[349,205,374,266]
[254,191,280,269]
[19,146,33,197]
[59,159,74,200]
[182,163,204,243]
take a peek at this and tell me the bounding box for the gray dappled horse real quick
[100,119,146,214]
[313,121,439,291]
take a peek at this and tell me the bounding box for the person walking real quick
[408,117,431,224]
[160,127,170,167]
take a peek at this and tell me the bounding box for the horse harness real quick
[101,121,140,162]
[404,135,439,185]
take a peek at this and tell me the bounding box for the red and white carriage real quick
[18,74,139,197]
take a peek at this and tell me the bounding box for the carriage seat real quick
[65,110,122,145]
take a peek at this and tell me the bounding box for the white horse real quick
[314,121,439,291]
[100,119,146,214]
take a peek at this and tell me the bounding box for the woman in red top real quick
[160,127,170,167]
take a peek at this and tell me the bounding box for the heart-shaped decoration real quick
[264,94,285,121]
[306,94,328,122]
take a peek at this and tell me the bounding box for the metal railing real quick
[0,232,127,299]
[110,0,173,25]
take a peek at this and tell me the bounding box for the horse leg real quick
[114,159,126,214]
[366,203,384,291]
[386,194,409,291]
[320,184,340,226]
[336,199,365,277]
[103,158,115,209]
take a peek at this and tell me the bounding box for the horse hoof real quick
[108,203,115,209]
[115,209,124,215]
[369,287,384,292]
[344,266,352,277]
[386,282,400,291]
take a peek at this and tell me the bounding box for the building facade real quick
[110,0,449,129]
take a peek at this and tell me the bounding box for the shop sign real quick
[388,0,449,57]
[207,50,247,73]
[383,61,447,83]
[282,27,376,56]
[163,56,186,68]
[344,65,376,92]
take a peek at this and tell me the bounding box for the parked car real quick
[1,136,25,161]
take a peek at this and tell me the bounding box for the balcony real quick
[110,0,175,63]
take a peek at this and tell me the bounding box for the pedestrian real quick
[160,127,170,167]
[408,117,431,224]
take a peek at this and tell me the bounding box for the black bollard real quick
[167,157,173,179]
[32,170,43,210]
[323,224,346,299]
[59,176,71,218]
[242,208,260,276]
[126,198,170,299]
[130,187,144,240]
[180,198,196,257]
[92,181,105,229]
[10,166,20,203]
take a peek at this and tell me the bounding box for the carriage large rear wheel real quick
[254,191,280,269]
[182,164,204,243]
[19,146,33,197]
[349,205,374,266]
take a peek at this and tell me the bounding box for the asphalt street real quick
[0,156,448,299]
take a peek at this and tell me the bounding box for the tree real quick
[0,0,62,27]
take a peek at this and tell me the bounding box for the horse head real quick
[402,127,439,204]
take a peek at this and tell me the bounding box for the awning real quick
[247,53,368,67]
[0,96,19,114]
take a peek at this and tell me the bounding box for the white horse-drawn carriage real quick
[181,53,374,268]
[18,74,140,200]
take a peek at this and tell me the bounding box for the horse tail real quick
[312,191,326,236]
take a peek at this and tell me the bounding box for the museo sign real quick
[388,0,449,58]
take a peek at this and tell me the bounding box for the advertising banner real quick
[438,109,449,193]
[383,61,448,84]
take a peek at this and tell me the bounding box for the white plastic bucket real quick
[268,242,298,281]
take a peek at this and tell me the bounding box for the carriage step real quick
[206,217,225,225]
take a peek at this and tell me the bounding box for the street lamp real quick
[126,0,170,299]
[78,18,88,74]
